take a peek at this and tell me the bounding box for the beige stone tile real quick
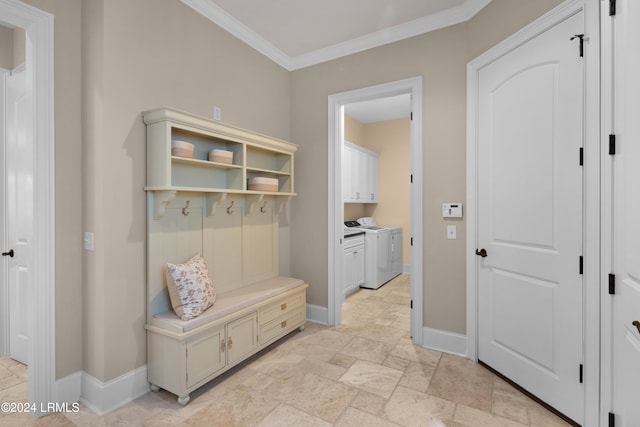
[337,322,405,346]
[0,381,28,402]
[350,390,387,415]
[256,404,332,427]
[398,361,435,393]
[528,401,574,427]
[381,385,456,427]
[8,363,28,381]
[491,377,532,425]
[0,374,24,393]
[340,336,394,364]
[181,387,279,427]
[265,371,358,423]
[336,407,401,427]
[301,329,354,351]
[382,354,412,371]
[329,352,357,369]
[338,360,403,399]
[390,338,441,366]
[454,404,528,427]
[290,357,348,381]
[248,348,305,379]
[427,353,494,412]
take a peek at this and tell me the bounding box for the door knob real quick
[475,248,487,258]
[2,249,13,258]
[633,321,640,334]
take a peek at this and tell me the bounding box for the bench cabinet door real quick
[186,325,226,388]
[227,312,259,365]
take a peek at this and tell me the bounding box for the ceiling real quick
[181,0,492,71]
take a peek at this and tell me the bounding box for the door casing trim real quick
[0,0,56,417]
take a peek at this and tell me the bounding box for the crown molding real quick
[181,0,492,71]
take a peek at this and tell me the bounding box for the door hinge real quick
[579,147,584,166]
[410,237,413,246]
[579,256,583,275]
[570,34,585,57]
[411,174,413,183]
[609,134,616,155]
[410,299,413,309]
[579,364,583,383]
[410,111,413,120]
[609,273,616,295]
[609,0,616,16]
[609,412,615,427]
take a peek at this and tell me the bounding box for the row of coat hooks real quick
[181,199,269,216]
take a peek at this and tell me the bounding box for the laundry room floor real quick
[0,274,571,426]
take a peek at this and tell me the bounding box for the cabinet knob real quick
[281,320,287,328]
[281,303,287,311]
[221,338,226,352]
[228,336,233,350]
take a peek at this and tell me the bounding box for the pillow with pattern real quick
[166,254,217,320]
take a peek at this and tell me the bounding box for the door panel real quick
[477,12,584,423]
[6,66,31,364]
[611,0,640,424]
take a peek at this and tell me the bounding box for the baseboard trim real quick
[80,365,149,416]
[306,303,328,325]
[422,326,467,357]
[402,264,411,274]
[55,371,81,404]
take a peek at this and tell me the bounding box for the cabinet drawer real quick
[260,291,304,325]
[260,307,305,345]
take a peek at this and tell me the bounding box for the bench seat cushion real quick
[152,276,305,333]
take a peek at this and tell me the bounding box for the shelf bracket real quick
[247,194,266,214]
[205,192,228,216]
[277,195,292,214]
[151,190,177,219]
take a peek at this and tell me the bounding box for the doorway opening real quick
[0,0,55,417]
[328,76,423,346]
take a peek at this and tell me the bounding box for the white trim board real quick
[306,304,329,325]
[422,327,467,358]
[327,76,423,346]
[466,0,600,425]
[0,0,56,418]
[80,366,150,416]
[180,0,491,71]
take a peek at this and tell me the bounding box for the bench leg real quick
[177,395,191,406]
[150,384,160,393]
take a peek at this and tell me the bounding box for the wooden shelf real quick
[143,107,297,218]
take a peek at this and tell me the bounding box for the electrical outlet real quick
[213,106,221,121]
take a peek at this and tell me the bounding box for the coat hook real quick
[260,200,268,213]
[182,200,190,216]
[226,200,234,215]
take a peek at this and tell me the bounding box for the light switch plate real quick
[447,225,457,239]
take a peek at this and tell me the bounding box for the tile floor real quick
[0,274,572,426]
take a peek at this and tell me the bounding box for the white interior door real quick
[6,65,32,365]
[476,11,584,423]
[609,0,640,424]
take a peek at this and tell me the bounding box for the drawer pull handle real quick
[228,336,233,350]
[281,320,287,328]
[221,338,226,353]
[281,303,287,311]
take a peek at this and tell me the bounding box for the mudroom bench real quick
[146,276,307,405]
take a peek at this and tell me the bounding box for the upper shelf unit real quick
[143,107,297,197]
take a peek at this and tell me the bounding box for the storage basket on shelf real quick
[208,148,233,164]
[171,140,194,158]
[248,177,278,192]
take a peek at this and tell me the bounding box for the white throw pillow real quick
[166,254,217,320]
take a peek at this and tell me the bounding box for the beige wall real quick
[344,115,411,265]
[80,0,291,382]
[19,0,84,380]
[290,0,563,334]
[0,26,12,69]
